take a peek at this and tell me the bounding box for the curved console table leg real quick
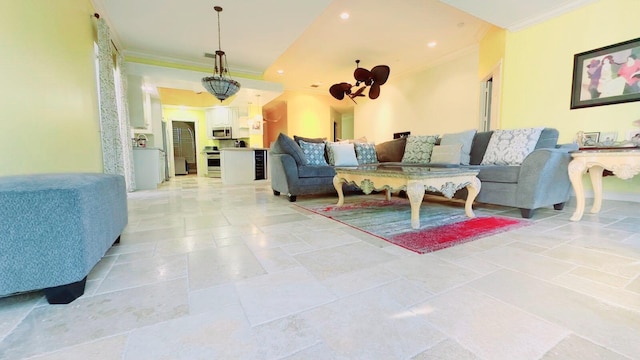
[568,159,587,221]
[465,177,481,218]
[589,165,604,214]
[333,175,345,206]
[407,181,425,229]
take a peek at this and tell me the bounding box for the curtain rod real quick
[93,13,120,54]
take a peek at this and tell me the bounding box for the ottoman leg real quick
[113,235,121,245]
[44,276,87,304]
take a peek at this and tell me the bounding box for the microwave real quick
[212,126,232,139]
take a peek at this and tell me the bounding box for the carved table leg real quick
[407,181,425,229]
[384,188,391,201]
[568,159,587,221]
[333,175,345,206]
[464,177,481,218]
[589,165,604,214]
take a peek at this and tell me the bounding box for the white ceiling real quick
[91,0,596,107]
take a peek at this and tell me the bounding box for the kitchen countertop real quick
[133,147,164,152]
[221,147,269,151]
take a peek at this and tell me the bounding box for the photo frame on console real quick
[582,132,600,146]
[570,37,640,109]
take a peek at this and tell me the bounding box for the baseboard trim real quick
[574,191,640,203]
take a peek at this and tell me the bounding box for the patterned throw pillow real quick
[354,143,378,164]
[326,142,358,166]
[481,128,544,165]
[299,140,328,166]
[401,135,439,164]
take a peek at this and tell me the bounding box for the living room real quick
[1,1,640,359]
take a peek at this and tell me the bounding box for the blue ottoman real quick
[0,173,128,304]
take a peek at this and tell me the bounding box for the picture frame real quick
[570,37,640,109]
[583,132,600,146]
[599,131,618,145]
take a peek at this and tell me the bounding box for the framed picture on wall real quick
[570,37,640,109]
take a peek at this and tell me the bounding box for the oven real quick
[203,147,221,178]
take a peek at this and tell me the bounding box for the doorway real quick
[480,60,502,131]
[169,119,200,176]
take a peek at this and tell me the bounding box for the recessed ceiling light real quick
[276,69,284,75]
[340,12,350,20]
[427,41,437,48]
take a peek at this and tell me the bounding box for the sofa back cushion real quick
[469,131,494,165]
[272,133,308,166]
[375,137,407,162]
[535,128,559,149]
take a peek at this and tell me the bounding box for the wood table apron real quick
[333,167,481,229]
[568,149,640,221]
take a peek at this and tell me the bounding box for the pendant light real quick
[201,5,241,101]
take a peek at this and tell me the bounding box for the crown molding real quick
[506,0,598,32]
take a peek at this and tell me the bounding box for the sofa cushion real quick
[354,142,378,164]
[441,129,476,165]
[401,135,439,164]
[326,142,359,166]
[469,131,493,165]
[535,128,559,149]
[481,128,544,166]
[299,140,328,166]
[375,137,406,162]
[298,165,336,178]
[430,144,462,165]
[469,165,521,183]
[294,135,326,145]
[275,133,308,166]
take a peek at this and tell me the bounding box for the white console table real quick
[568,148,640,221]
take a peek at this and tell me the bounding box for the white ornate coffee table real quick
[333,165,481,229]
[568,148,640,221]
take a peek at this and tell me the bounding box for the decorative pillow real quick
[441,129,476,165]
[299,140,328,166]
[430,144,462,165]
[481,128,544,165]
[375,137,407,162]
[275,133,308,166]
[354,143,378,164]
[326,142,358,166]
[401,135,439,164]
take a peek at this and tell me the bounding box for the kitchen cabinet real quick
[133,148,165,190]
[205,106,249,139]
[221,148,268,185]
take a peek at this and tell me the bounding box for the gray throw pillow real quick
[276,133,308,166]
[441,129,476,165]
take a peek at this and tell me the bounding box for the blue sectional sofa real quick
[269,129,577,218]
[0,173,128,304]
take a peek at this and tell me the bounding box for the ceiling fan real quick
[329,60,390,104]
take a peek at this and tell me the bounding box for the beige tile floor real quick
[1,175,639,359]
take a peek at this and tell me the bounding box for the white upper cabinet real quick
[205,106,249,139]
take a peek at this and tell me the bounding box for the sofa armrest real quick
[269,152,300,195]
[516,147,574,208]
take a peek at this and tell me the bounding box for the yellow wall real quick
[355,47,480,143]
[0,0,102,175]
[499,0,640,196]
[280,91,335,139]
[478,26,506,78]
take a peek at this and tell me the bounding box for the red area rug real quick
[295,196,530,254]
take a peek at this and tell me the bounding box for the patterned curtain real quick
[115,54,136,192]
[96,18,135,191]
